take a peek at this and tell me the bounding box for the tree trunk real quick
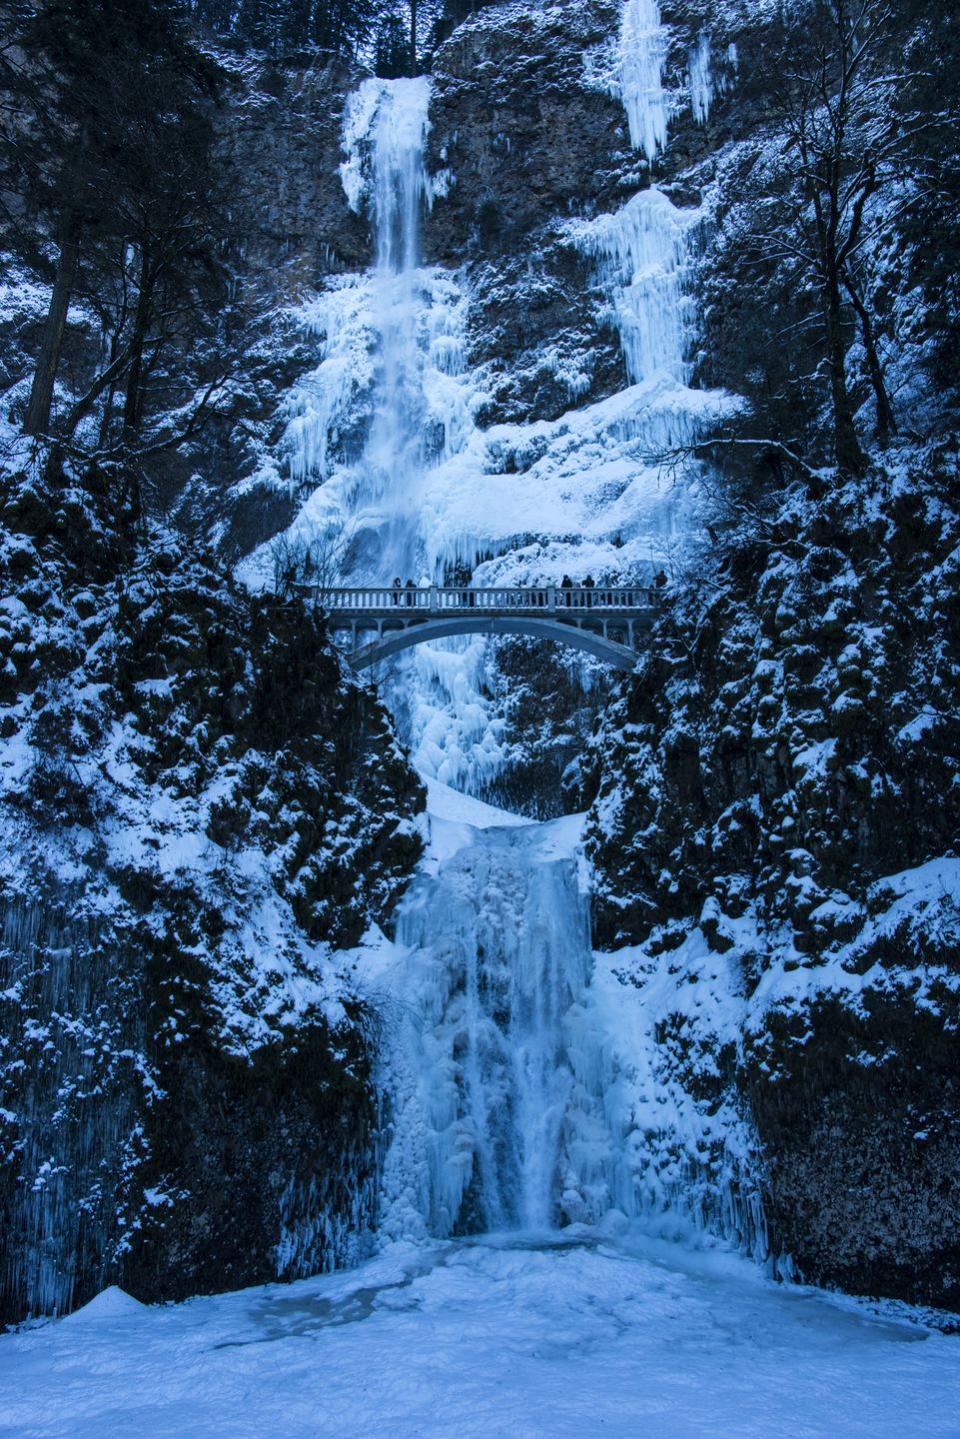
[823,271,866,473]
[842,274,896,446]
[122,249,153,443]
[24,217,81,438]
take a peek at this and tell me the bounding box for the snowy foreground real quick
[2,1231,959,1439]
[3,788,959,1437]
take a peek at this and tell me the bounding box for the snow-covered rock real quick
[0,455,424,1324]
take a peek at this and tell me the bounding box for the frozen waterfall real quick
[617,0,668,161]
[373,807,630,1240]
[247,5,735,795]
[277,76,474,590]
[337,76,436,583]
[364,787,768,1255]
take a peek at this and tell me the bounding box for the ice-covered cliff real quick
[229,0,736,812]
[0,454,424,1323]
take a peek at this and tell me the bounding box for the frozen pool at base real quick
[2,1229,958,1439]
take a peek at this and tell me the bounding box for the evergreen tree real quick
[1,0,223,442]
[430,0,492,49]
[194,0,377,57]
[375,8,413,78]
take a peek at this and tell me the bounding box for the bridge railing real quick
[303,584,659,613]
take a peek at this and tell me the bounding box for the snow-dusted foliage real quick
[0,455,424,1322]
[587,447,960,1302]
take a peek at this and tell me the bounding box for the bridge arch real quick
[347,615,639,671]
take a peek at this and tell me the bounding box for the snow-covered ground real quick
[3,1231,958,1439]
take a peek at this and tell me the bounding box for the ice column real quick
[578,188,695,388]
[376,824,627,1239]
[688,32,713,124]
[349,78,434,581]
[618,0,668,162]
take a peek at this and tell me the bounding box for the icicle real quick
[617,0,668,162]
[689,32,714,125]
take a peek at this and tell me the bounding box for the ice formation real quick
[617,0,668,161]
[239,0,732,790]
[688,31,714,124]
[375,814,620,1237]
[369,793,764,1251]
[280,76,472,584]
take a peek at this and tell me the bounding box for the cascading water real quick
[375,811,629,1240]
[265,20,760,1249]
[246,2,735,794]
[371,792,768,1256]
[338,76,436,583]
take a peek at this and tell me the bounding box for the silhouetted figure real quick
[561,574,573,608]
[392,576,402,606]
[583,574,595,608]
[452,560,473,607]
[405,578,416,607]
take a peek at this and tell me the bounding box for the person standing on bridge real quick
[583,574,595,608]
[561,575,573,607]
[392,577,402,606]
[405,578,416,607]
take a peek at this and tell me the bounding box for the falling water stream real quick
[332,50,713,1242]
[339,76,436,585]
[376,810,627,1242]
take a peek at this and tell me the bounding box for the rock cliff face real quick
[163,56,372,557]
[0,456,424,1323]
[3,0,956,1321]
[586,446,960,1306]
[425,1,630,426]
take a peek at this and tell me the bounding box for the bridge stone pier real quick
[302,585,660,671]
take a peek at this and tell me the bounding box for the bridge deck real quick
[305,584,659,621]
[300,585,660,670]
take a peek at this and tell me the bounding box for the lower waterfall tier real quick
[367,783,764,1252]
[376,808,609,1237]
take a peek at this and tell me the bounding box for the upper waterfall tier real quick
[341,76,433,257]
[312,77,443,584]
[236,2,736,796]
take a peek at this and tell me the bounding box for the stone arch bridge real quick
[302,585,660,671]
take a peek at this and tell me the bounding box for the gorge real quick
[0,0,959,1433]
